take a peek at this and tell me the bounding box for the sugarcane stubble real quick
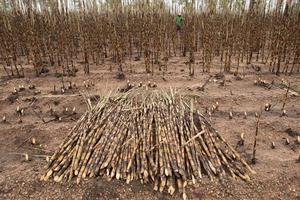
[41,87,255,197]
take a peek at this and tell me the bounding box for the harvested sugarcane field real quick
[0,0,300,199]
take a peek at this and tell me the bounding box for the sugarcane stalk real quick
[42,87,255,195]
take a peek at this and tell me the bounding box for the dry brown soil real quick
[0,57,299,199]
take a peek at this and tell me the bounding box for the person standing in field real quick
[176,13,182,32]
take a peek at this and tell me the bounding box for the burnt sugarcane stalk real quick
[42,88,255,196]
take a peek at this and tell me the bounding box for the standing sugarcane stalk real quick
[281,82,290,111]
[252,109,262,164]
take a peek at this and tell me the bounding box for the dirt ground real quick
[0,57,299,200]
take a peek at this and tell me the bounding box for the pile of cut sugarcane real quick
[41,87,255,197]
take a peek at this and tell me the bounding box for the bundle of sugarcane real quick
[41,87,255,198]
